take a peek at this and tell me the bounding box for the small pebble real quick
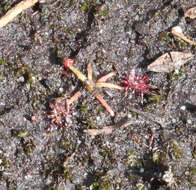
[180,105,186,111]
[172,118,176,123]
[140,168,144,173]
[187,119,192,124]
[17,76,25,82]
[59,87,64,93]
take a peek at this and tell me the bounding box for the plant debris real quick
[0,0,38,28]
[171,26,196,46]
[147,51,193,73]
[184,7,196,19]
[84,126,113,136]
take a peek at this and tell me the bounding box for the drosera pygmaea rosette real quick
[121,69,152,102]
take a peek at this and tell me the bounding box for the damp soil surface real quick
[0,0,196,189]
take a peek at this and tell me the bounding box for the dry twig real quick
[84,126,113,136]
[0,0,38,28]
[171,26,196,46]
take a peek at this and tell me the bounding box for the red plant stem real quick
[97,71,116,82]
[95,93,115,116]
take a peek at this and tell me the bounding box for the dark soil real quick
[0,0,196,189]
